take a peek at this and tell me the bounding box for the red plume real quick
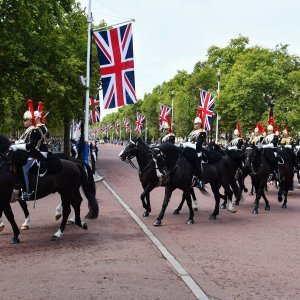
[256,122,265,133]
[27,99,36,127]
[165,115,172,133]
[236,122,242,137]
[267,107,275,127]
[38,101,45,124]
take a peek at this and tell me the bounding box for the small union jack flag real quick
[198,89,215,131]
[160,104,172,122]
[89,96,101,124]
[135,112,145,133]
[123,118,130,133]
[93,23,137,109]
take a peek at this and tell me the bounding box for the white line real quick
[102,180,209,300]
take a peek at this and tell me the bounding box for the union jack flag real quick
[198,89,215,131]
[160,104,172,122]
[89,96,101,124]
[123,118,130,133]
[135,112,145,133]
[93,23,137,109]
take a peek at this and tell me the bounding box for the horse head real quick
[119,139,138,162]
[244,144,261,174]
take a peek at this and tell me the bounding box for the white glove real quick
[262,143,274,149]
[228,146,237,150]
[15,139,25,145]
[9,144,27,151]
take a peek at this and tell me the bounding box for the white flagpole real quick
[216,69,221,144]
[171,95,174,129]
[84,0,92,163]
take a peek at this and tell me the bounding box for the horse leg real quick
[71,191,87,230]
[0,211,4,232]
[209,181,221,220]
[174,192,186,215]
[184,190,195,224]
[2,204,20,244]
[224,186,237,213]
[252,182,263,214]
[141,183,153,217]
[55,202,63,220]
[18,201,31,230]
[190,187,198,211]
[261,190,270,210]
[51,197,71,241]
[153,187,174,226]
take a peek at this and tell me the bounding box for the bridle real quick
[245,147,262,175]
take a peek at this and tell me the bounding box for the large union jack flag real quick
[89,96,101,124]
[159,104,172,131]
[198,89,215,131]
[93,23,137,109]
[135,112,145,133]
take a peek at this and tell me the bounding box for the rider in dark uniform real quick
[9,110,48,200]
[261,124,279,180]
[160,121,175,144]
[183,116,206,189]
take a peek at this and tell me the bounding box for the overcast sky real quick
[78,0,300,114]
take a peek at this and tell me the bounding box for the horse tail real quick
[77,163,99,219]
[83,162,96,197]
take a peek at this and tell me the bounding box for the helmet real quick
[23,111,33,120]
[34,110,42,118]
[267,125,273,131]
[233,129,239,136]
[254,127,259,133]
[194,117,202,124]
[162,121,170,129]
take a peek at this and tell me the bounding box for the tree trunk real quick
[63,118,70,155]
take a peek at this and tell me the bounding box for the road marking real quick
[103,180,209,300]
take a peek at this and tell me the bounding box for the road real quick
[1,143,300,300]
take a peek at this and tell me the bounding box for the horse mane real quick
[0,134,11,153]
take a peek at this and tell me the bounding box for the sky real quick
[78,0,300,117]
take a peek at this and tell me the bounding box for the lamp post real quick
[215,69,221,143]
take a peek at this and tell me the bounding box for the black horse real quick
[119,137,199,225]
[295,146,300,188]
[156,143,240,221]
[244,145,294,214]
[0,134,99,244]
[0,155,96,230]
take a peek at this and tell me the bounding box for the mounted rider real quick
[260,124,279,180]
[226,125,244,174]
[9,101,48,201]
[250,123,264,145]
[183,116,206,189]
[160,121,175,144]
[280,126,296,168]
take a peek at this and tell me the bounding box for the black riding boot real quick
[195,158,205,189]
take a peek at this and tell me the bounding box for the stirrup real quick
[197,180,205,189]
[16,192,32,201]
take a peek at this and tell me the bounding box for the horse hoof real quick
[234,200,240,206]
[10,237,20,244]
[82,222,88,230]
[282,204,287,209]
[244,188,248,193]
[209,215,217,220]
[0,223,4,232]
[55,214,62,221]
[143,211,150,217]
[265,205,270,211]
[67,220,75,225]
[228,208,237,213]
[220,204,226,209]
[153,220,161,226]
[278,197,283,203]
[186,219,194,225]
[21,224,29,230]
[193,207,198,211]
[173,209,180,215]
[51,235,61,241]
[252,209,258,214]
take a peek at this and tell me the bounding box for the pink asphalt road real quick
[1,143,300,299]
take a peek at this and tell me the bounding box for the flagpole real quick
[215,69,221,144]
[171,91,174,129]
[84,0,92,163]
